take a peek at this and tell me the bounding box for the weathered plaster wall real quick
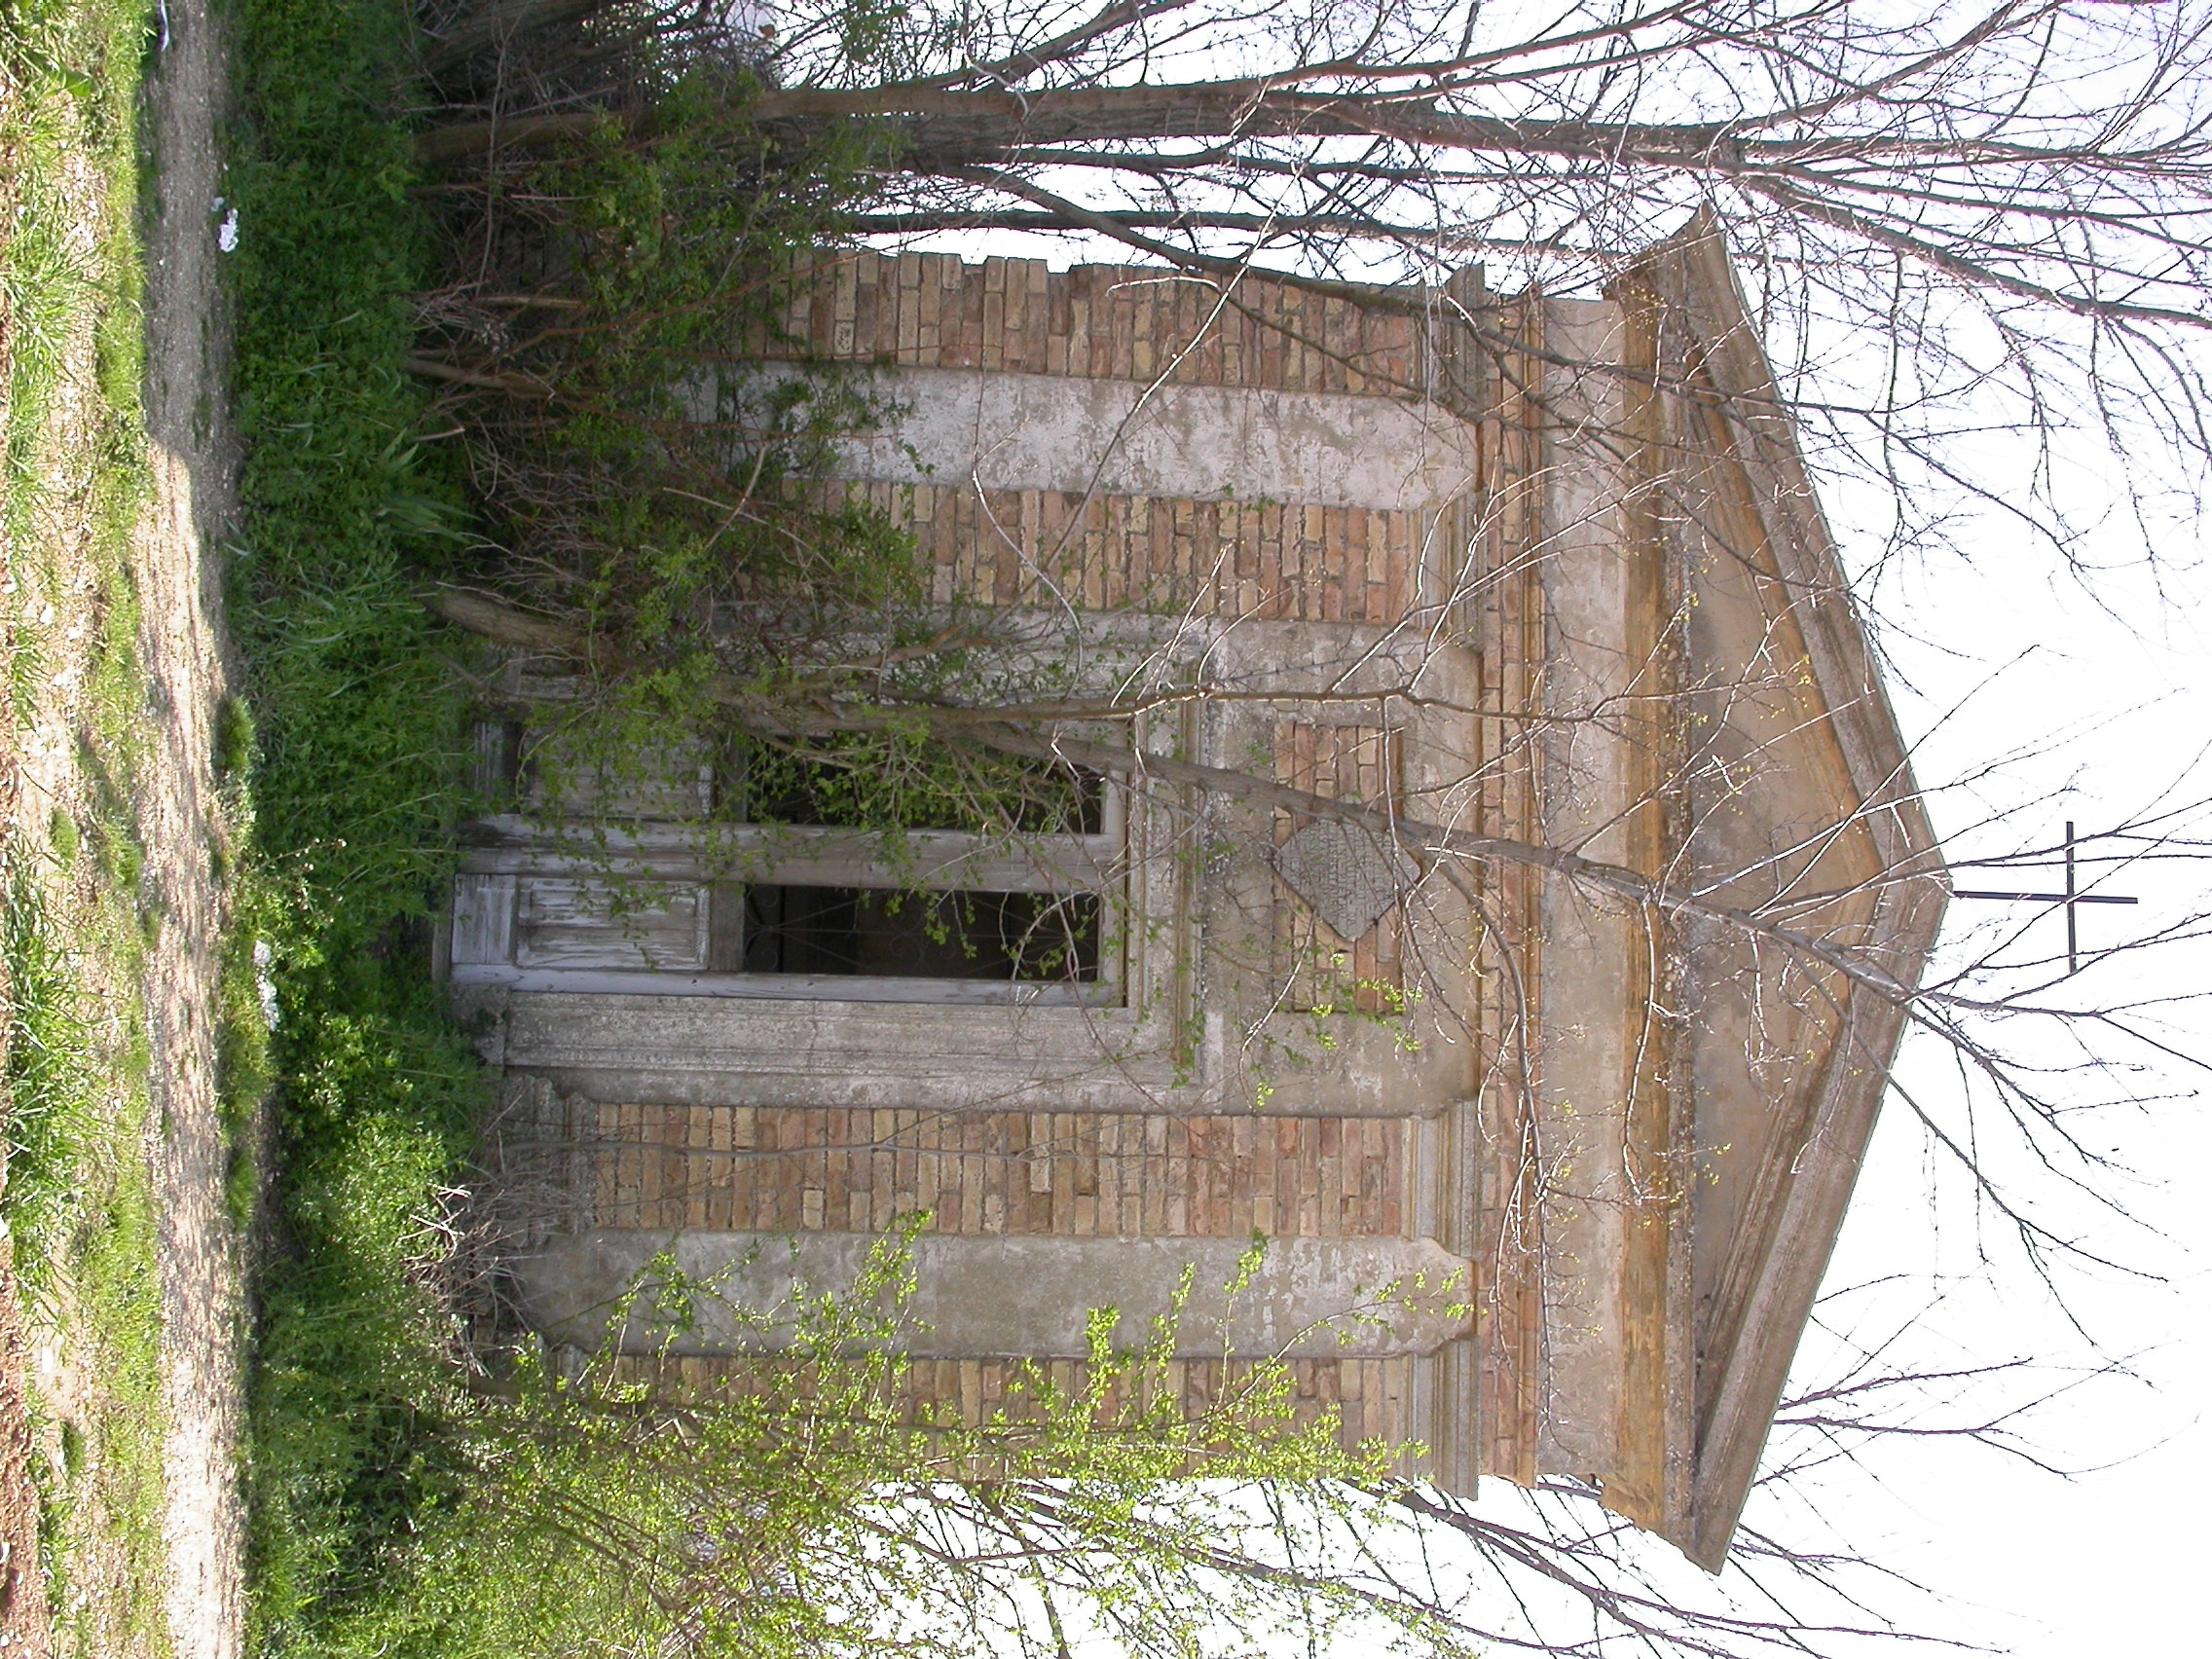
[819,364,1474,509]
[517,1229,1471,1360]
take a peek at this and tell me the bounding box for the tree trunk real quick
[412,80,1795,173]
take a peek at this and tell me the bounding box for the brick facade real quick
[473,253,1550,1474]
[769,252,1423,391]
[471,239,1574,1485]
[466,238,1945,1566]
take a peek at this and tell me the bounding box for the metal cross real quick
[1950,820,2138,976]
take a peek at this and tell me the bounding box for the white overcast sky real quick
[1809,495,2212,1658]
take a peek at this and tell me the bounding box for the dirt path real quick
[136,6,246,1656]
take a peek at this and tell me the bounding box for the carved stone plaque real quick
[1272,818,1419,940]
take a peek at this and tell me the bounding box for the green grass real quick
[2,0,153,553]
[0,600,169,1654]
[2,861,108,1290]
[7,0,483,1645]
[3,861,166,1649]
[223,0,492,1650]
[1,2,177,1647]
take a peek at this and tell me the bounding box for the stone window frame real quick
[445,719,1191,1014]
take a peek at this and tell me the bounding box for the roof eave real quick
[1645,215,1949,1570]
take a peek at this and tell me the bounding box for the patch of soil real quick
[4,2,255,1653]
[135,4,248,1657]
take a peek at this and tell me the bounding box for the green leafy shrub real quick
[225,0,488,1646]
[265,1235,1456,1659]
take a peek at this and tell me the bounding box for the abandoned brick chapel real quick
[442,224,1944,1567]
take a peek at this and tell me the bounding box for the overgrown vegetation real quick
[223,0,486,1642]
[225,0,1056,1646]
[223,2,1456,1653]
[285,1233,1466,1659]
[74,0,2212,1652]
[399,0,1161,859]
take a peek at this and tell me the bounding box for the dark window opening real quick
[740,887,1100,981]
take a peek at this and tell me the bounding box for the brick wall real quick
[777,253,1423,393]
[776,252,1441,622]
[512,257,1551,1483]
[835,480,1426,623]
[1466,292,1547,1486]
[802,259,1547,1481]
[1272,721,1406,1008]
[589,1104,1412,1242]
[585,1100,1422,1457]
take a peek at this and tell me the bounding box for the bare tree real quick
[411,0,2212,566]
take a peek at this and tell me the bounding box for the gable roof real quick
[1637,218,1948,1567]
